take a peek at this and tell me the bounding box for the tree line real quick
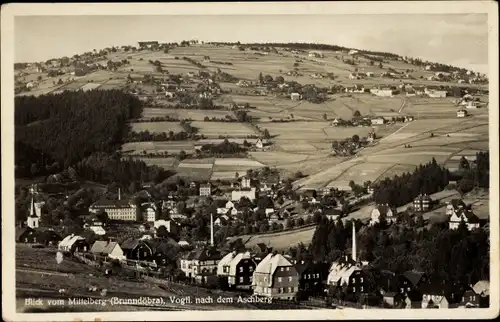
[372,158,449,207]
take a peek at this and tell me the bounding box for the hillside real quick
[15,42,489,186]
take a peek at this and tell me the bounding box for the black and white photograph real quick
[1,2,498,321]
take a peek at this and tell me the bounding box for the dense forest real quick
[308,216,489,287]
[15,90,173,183]
[372,159,449,207]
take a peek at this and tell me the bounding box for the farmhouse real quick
[370,88,395,97]
[425,88,447,98]
[214,215,231,226]
[89,199,138,221]
[371,117,386,125]
[16,227,37,244]
[308,51,324,58]
[121,238,154,261]
[457,109,468,118]
[449,208,480,231]
[369,204,397,225]
[290,93,302,101]
[90,241,125,260]
[199,183,212,197]
[413,194,432,212]
[138,41,159,49]
[252,253,300,300]
[58,234,89,253]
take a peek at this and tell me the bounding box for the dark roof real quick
[458,209,480,224]
[375,204,396,216]
[16,227,33,240]
[403,270,426,287]
[263,175,280,185]
[146,238,180,259]
[120,238,141,251]
[90,199,133,208]
[294,261,311,275]
[185,247,222,261]
[384,292,399,297]
[450,199,466,209]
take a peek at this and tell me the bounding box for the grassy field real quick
[130,122,184,133]
[191,121,258,138]
[16,44,488,189]
[142,108,234,121]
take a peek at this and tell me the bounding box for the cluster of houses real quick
[366,196,482,232]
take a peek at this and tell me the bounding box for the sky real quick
[15,14,489,74]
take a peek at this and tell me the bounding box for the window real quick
[360,277,363,283]
[239,277,244,283]
[352,278,355,283]
[286,267,290,271]
[279,288,283,293]
[278,277,282,282]
[307,274,311,279]
[280,267,284,272]
[401,288,404,293]
[249,266,254,272]
[239,267,244,273]
[289,287,292,293]
[289,276,293,282]
[249,276,253,282]
[361,286,364,292]
[316,273,320,278]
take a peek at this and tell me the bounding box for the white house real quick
[165,91,176,98]
[371,117,386,125]
[232,188,256,201]
[143,203,157,222]
[255,139,264,149]
[457,109,467,118]
[90,241,125,260]
[348,49,359,55]
[58,234,87,253]
[214,215,231,226]
[370,89,394,97]
[449,209,480,231]
[290,93,302,101]
[369,204,397,225]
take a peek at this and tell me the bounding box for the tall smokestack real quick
[210,213,214,246]
[352,223,357,262]
[118,188,121,201]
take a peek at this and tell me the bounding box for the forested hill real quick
[15,90,147,178]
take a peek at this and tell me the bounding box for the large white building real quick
[232,188,256,201]
[89,199,138,221]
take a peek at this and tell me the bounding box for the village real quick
[16,160,490,310]
[13,38,490,312]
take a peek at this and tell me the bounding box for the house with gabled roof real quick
[121,238,153,261]
[181,247,222,284]
[449,208,480,231]
[252,253,299,300]
[58,234,89,253]
[369,204,397,225]
[90,240,125,260]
